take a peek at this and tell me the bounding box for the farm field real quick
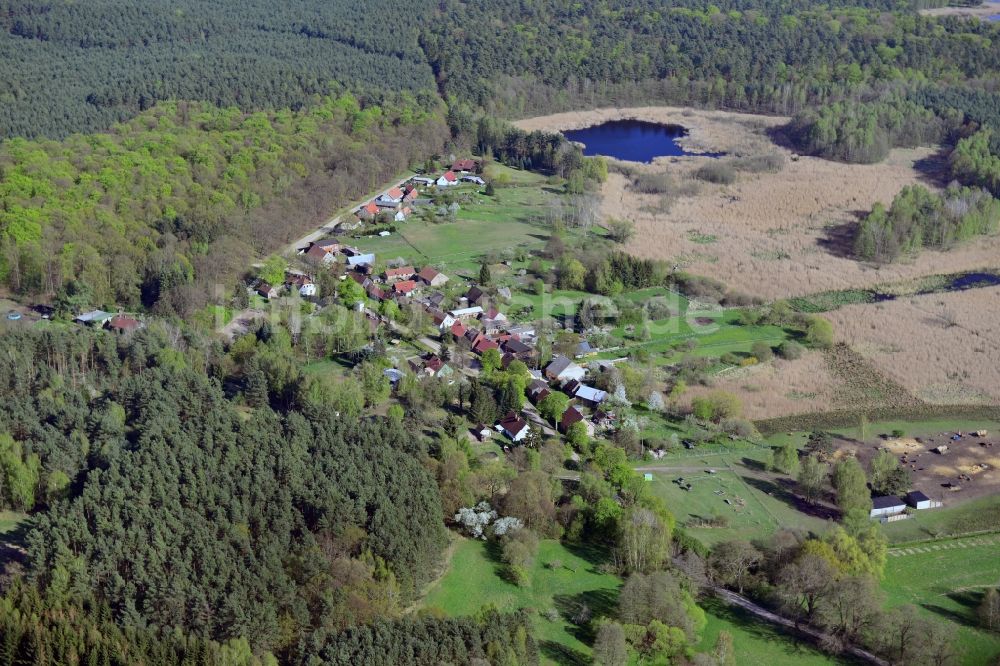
[883,536,1000,665]
[421,537,621,664]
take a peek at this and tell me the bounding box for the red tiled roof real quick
[450,321,467,337]
[108,314,141,331]
[386,186,404,199]
[473,337,500,354]
[560,407,584,431]
[417,266,439,281]
[384,266,415,279]
[404,188,418,200]
[442,170,457,182]
[452,159,477,171]
[394,280,417,294]
[363,201,379,214]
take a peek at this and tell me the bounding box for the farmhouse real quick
[450,306,484,320]
[347,253,376,269]
[451,158,478,172]
[393,280,418,296]
[75,310,113,326]
[107,314,142,333]
[417,266,449,287]
[527,379,551,404]
[304,244,337,265]
[545,355,586,383]
[559,406,591,434]
[383,266,415,282]
[870,496,906,518]
[256,282,279,300]
[437,171,458,187]
[498,412,530,442]
[569,383,608,408]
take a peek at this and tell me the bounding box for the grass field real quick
[882,494,1000,545]
[644,454,833,546]
[421,537,621,665]
[883,536,1000,665]
[0,511,26,534]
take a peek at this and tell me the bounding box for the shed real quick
[905,490,933,510]
[870,495,906,518]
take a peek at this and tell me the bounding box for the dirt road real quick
[284,172,415,255]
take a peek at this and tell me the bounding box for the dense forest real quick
[0,0,437,139]
[0,95,449,316]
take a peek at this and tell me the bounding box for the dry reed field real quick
[826,286,1000,406]
[684,351,839,419]
[918,2,1000,19]
[517,107,1000,300]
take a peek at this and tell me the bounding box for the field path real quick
[712,587,889,666]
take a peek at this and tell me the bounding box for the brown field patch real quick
[517,107,1000,300]
[683,351,840,420]
[883,437,923,455]
[826,286,1000,405]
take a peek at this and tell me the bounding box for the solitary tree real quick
[833,457,871,514]
[479,262,492,286]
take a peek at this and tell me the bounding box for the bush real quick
[750,341,774,362]
[632,172,675,194]
[777,340,805,360]
[733,153,785,173]
[694,162,736,185]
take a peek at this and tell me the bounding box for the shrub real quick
[775,341,804,360]
[733,153,785,173]
[751,341,774,362]
[632,172,675,194]
[694,162,736,185]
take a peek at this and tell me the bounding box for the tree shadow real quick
[913,147,953,188]
[816,219,861,259]
[742,456,768,472]
[920,602,978,630]
[562,541,613,572]
[552,588,619,644]
[539,640,589,666]
[741,475,841,521]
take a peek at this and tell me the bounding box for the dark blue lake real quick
[562,119,723,163]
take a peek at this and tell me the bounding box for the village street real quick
[284,172,415,255]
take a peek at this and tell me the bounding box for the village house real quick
[313,237,341,253]
[545,355,587,383]
[107,313,142,333]
[378,186,404,204]
[450,306,484,320]
[75,310,114,327]
[417,266,449,287]
[393,280,418,296]
[347,253,376,269]
[411,176,436,186]
[564,382,607,408]
[498,412,530,442]
[436,171,458,187]
[472,424,493,442]
[559,406,585,434]
[465,286,487,306]
[304,243,337,265]
[451,158,478,172]
[502,338,534,363]
[527,379,551,404]
[383,266,415,282]
[360,201,379,217]
[256,282,279,300]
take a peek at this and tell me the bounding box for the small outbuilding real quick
[870,495,906,518]
[905,490,933,510]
